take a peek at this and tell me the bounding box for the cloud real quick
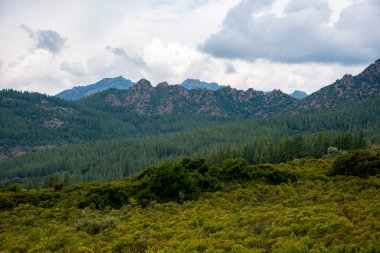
[225,63,236,74]
[21,25,66,54]
[60,61,87,76]
[106,46,128,58]
[0,50,71,94]
[201,0,380,64]
[106,46,146,67]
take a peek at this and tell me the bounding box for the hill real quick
[0,89,233,161]
[56,76,134,100]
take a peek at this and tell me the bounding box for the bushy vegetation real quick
[332,150,380,177]
[0,157,299,210]
[0,154,379,252]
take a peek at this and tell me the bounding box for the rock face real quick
[85,79,297,118]
[56,76,134,100]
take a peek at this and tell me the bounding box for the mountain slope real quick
[299,59,380,110]
[56,76,134,100]
[0,90,139,159]
[0,89,236,161]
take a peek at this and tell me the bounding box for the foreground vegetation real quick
[1,150,379,252]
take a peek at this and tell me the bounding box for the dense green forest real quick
[0,89,236,149]
[0,151,379,252]
[1,97,379,188]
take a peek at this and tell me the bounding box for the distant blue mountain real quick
[181,79,222,90]
[56,76,134,100]
[290,90,308,100]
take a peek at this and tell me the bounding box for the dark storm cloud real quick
[200,0,380,64]
[21,25,66,54]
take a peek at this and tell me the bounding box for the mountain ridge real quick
[80,59,380,117]
[56,76,134,100]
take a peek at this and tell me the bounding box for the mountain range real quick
[1,59,379,161]
[56,77,308,100]
[80,59,380,117]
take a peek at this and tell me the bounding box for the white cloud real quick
[0,50,70,94]
[201,0,380,64]
[0,0,375,95]
[60,61,87,76]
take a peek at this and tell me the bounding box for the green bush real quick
[220,158,250,181]
[249,164,299,184]
[75,216,119,235]
[0,183,23,193]
[332,150,380,177]
[147,162,197,202]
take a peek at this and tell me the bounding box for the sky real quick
[0,0,379,95]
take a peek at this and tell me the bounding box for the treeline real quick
[0,157,299,210]
[1,97,379,188]
[1,149,379,211]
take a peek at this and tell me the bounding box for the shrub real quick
[147,162,197,202]
[249,164,299,184]
[0,183,23,193]
[75,216,119,235]
[54,183,64,191]
[332,150,380,177]
[220,158,250,181]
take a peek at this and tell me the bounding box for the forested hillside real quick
[0,89,235,160]
[1,97,379,188]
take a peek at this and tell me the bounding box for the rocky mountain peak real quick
[133,79,153,90]
[156,82,169,88]
[359,59,380,78]
[267,89,287,96]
